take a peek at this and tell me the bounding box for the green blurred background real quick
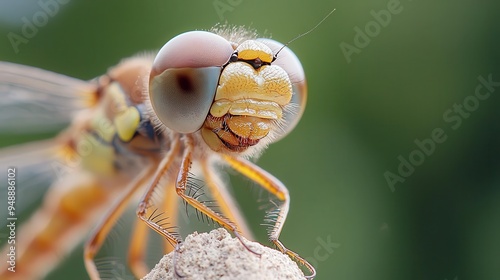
[0,0,499,279]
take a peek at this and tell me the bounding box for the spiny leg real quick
[200,157,254,240]
[84,165,156,280]
[128,181,179,278]
[176,135,258,254]
[136,135,182,250]
[221,154,316,279]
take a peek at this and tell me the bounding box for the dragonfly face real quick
[149,30,307,154]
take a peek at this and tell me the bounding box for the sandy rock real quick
[142,228,305,280]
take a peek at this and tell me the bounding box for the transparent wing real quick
[0,140,62,224]
[0,61,97,134]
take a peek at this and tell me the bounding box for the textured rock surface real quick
[142,228,305,280]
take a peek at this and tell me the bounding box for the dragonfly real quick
[0,25,314,279]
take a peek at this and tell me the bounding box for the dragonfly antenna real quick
[274,8,336,58]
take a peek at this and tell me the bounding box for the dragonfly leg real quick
[175,135,259,255]
[136,135,183,252]
[161,180,180,253]
[221,154,316,279]
[200,157,255,240]
[128,180,178,278]
[84,165,155,280]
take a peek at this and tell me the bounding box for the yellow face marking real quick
[215,63,292,105]
[226,116,271,139]
[236,40,273,63]
[202,39,294,153]
[201,127,225,152]
[210,99,282,119]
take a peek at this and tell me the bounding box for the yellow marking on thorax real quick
[79,81,143,176]
[90,110,116,143]
[78,133,116,176]
[114,106,141,142]
[102,82,142,142]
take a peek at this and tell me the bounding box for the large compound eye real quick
[256,38,307,141]
[150,31,234,133]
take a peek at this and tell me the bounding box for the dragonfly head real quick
[149,30,306,156]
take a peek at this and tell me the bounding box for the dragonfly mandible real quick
[0,25,314,279]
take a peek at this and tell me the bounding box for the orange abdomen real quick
[0,173,123,280]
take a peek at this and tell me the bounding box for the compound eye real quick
[150,67,222,133]
[257,38,307,141]
[150,31,234,133]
